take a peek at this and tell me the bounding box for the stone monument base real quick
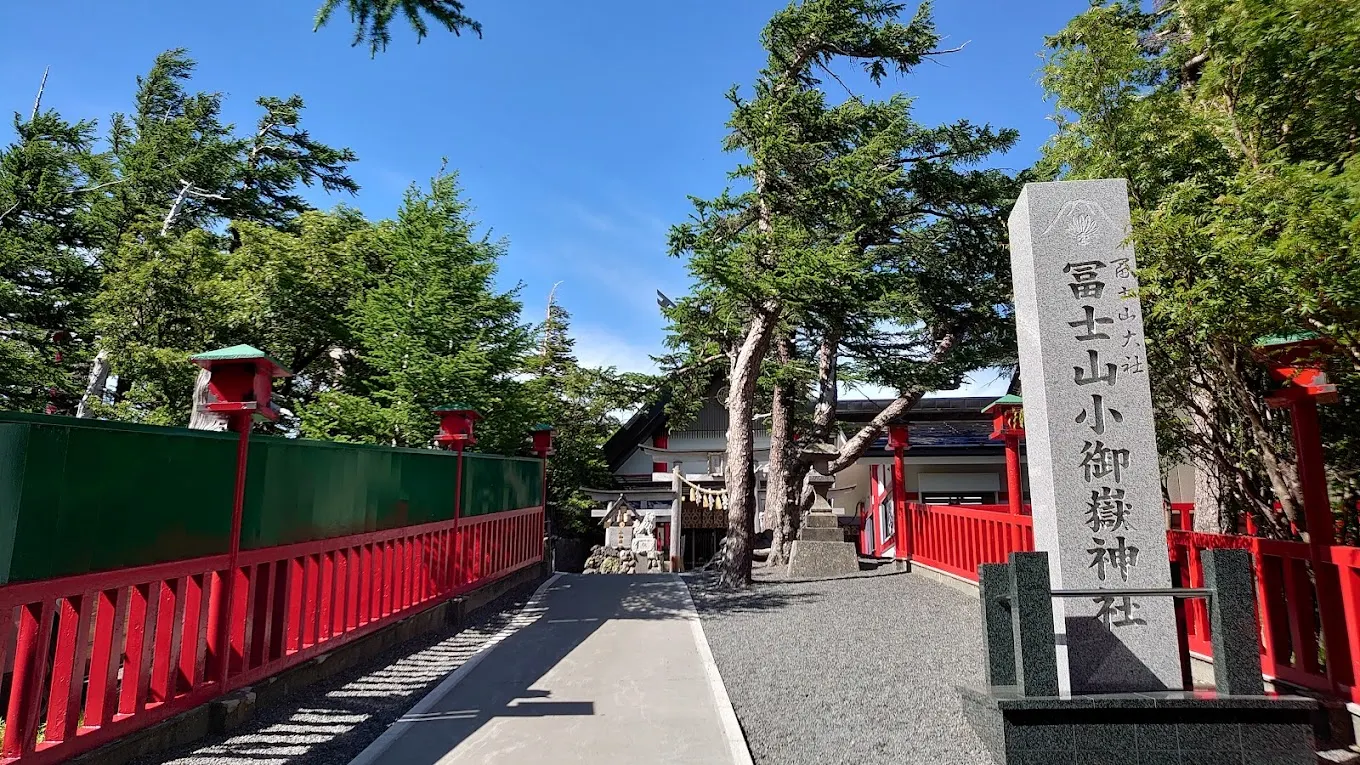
[959,685,1319,765]
[785,512,859,578]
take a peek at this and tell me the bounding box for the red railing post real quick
[1283,394,1352,691]
[888,425,911,566]
[213,411,251,687]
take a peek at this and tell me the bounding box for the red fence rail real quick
[0,505,543,764]
[1168,528,1360,703]
[909,503,1034,582]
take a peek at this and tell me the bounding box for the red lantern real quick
[887,424,909,451]
[530,424,556,457]
[983,394,1026,440]
[189,344,292,424]
[1254,333,1338,405]
[433,405,481,450]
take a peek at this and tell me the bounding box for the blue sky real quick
[0,0,1088,396]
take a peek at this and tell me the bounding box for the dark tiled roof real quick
[834,396,996,423]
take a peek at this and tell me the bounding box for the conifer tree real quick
[300,170,530,450]
[0,108,105,411]
[669,0,1017,585]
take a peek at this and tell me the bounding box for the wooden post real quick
[670,465,684,572]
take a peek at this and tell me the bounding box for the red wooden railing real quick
[0,505,543,765]
[1168,528,1360,703]
[909,503,1034,582]
[906,500,1360,705]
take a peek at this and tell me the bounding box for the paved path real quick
[350,574,750,765]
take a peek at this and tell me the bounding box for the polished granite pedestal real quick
[959,685,1320,765]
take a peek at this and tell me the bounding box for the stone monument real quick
[957,179,1321,764]
[1009,179,1179,694]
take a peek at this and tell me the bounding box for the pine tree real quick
[314,0,481,55]
[300,169,531,450]
[669,0,1016,586]
[0,107,105,411]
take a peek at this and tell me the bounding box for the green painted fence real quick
[0,412,544,585]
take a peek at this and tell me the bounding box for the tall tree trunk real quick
[819,332,956,477]
[76,349,110,418]
[774,328,842,559]
[718,307,778,588]
[187,367,228,431]
[1190,383,1228,533]
[765,337,797,565]
[1209,340,1304,533]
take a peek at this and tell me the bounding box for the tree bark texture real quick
[76,349,110,418]
[718,308,777,588]
[764,340,798,565]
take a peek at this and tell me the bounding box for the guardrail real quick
[1167,528,1358,703]
[0,505,543,764]
[909,503,1034,582]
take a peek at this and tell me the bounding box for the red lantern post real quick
[189,344,291,685]
[530,424,555,563]
[1254,333,1350,692]
[888,424,911,568]
[434,404,480,522]
[434,406,480,591]
[983,395,1026,516]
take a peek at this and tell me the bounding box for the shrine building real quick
[588,385,1197,570]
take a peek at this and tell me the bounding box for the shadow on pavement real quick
[363,573,733,765]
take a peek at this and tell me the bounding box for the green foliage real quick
[1039,0,1360,532]
[299,171,530,451]
[0,109,104,411]
[314,0,481,55]
[0,47,631,538]
[524,303,653,535]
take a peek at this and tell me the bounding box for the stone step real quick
[802,512,841,528]
[798,526,845,542]
[786,540,860,578]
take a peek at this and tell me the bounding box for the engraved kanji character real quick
[1069,305,1114,342]
[1074,349,1118,387]
[1079,440,1130,483]
[1063,261,1107,300]
[1122,355,1145,374]
[1117,305,1137,321]
[1111,257,1131,278]
[1120,329,1139,348]
[1087,536,1140,582]
[1085,487,1133,532]
[1075,393,1123,435]
[1093,595,1146,628]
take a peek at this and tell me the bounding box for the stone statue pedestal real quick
[786,511,859,578]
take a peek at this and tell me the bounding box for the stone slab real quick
[786,540,861,578]
[980,563,1017,687]
[1009,179,1180,694]
[797,525,845,542]
[959,684,1319,765]
[802,512,840,529]
[1203,549,1266,695]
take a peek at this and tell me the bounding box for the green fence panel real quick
[460,453,543,517]
[0,413,238,584]
[240,436,459,550]
[0,412,544,582]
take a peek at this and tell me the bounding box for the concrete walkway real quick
[349,574,751,765]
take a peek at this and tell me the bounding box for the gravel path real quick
[689,565,992,765]
[136,578,545,765]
